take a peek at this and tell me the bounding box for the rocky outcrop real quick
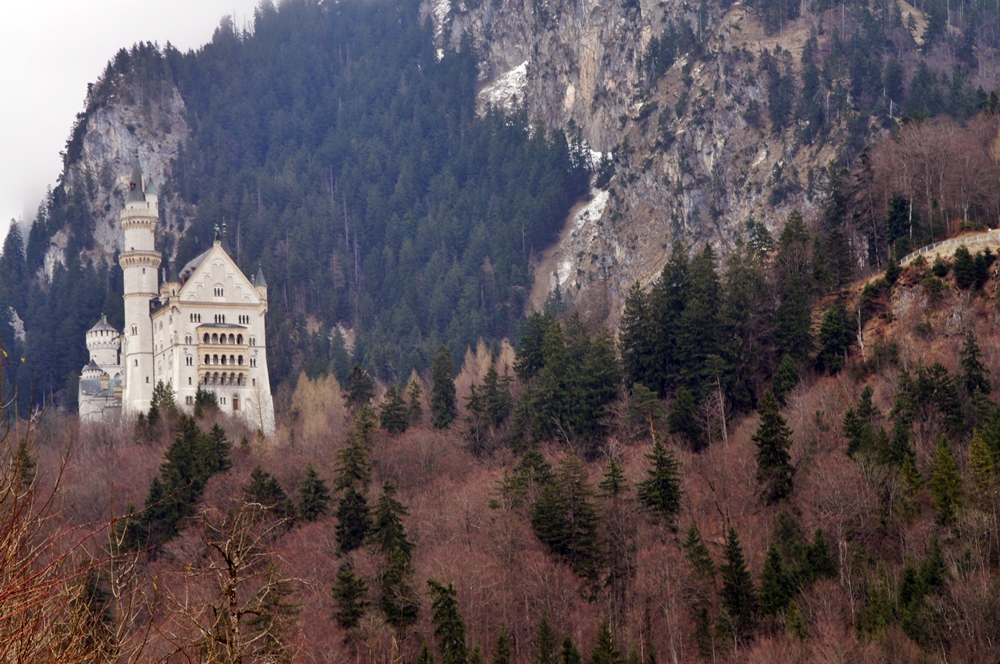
[427,0,838,317]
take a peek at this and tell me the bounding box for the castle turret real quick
[86,314,120,367]
[119,152,161,414]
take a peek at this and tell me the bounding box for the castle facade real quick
[79,156,275,435]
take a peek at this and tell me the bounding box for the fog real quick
[0,0,262,243]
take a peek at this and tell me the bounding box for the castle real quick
[79,155,275,435]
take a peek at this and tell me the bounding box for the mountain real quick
[2,0,999,407]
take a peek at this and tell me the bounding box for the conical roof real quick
[145,178,158,196]
[88,314,117,333]
[126,152,145,203]
[255,265,267,287]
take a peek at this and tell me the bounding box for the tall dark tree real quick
[773,211,813,361]
[667,386,705,452]
[960,330,991,398]
[431,345,458,429]
[817,303,848,374]
[332,564,368,629]
[590,620,622,664]
[296,463,331,522]
[759,543,794,616]
[344,364,376,410]
[380,383,410,434]
[635,439,683,528]
[753,390,795,504]
[429,579,468,664]
[719,526,758,640]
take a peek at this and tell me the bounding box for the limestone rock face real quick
[59,80,193,271]
[426,0,834,318]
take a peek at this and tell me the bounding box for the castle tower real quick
[86,314,120,367]
[119,153,161,414]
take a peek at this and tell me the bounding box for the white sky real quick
[0,0,262,242]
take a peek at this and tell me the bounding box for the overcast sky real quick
[0,0,262,241]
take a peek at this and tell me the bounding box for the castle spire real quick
[126,150,145,203]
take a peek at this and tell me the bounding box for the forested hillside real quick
[7,220,1000,661]
[0,0,589,410]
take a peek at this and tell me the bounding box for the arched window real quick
[218,334,225,344]
[131,325,137,335]
[213,372,219,385]
[237,334,243,344]
[229,355,235,365]
[213,354,219,364]
[203,333,210,343]
[238,356,243,366]
[222,355,228,365]
[205,355,210,364]
[233,395,240,411]
[211,333,218,343]
[229,334,235,344]
[205,374,210,385]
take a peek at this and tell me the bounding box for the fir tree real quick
[469,646,484,664]
[772,353,799,404]
[407,375,424,425]
[370,480,415,560]
[531,452,603,581]
[380,383,409,434]
[431,345,458,429]
[667,386,705,452]
[719,526,758,640]
[332,563,368,629]
[493,629,514,664]
[817,304,848,374]
[785,600,808,639]
[243,466,294,519]
[805,527,837,582]
[534,611,558,664]
[590,620,622,664]
[635,440,683,528]
[296,463,331,522]
[960,330,991,398]
[774,211,814,361]
[753,390,795,504]
[682,522,716,584]
[929,436,963,522]
[560,636,584,664]
[11,438,35,488]
[417,641,435,664]
[968,429,996,497]
[380,545,419,629]
[344,364,375,410]
[335,486,371,554]
[953,246,976,289]
[759,544,794,616]
[429,579,468,664]
[599,458,628,498]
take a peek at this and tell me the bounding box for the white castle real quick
[79,154,275,435]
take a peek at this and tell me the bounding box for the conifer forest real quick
[3,0,1000,661]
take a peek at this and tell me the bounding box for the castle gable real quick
[177,244,261,306]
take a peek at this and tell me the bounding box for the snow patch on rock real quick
[556,189,609,287]
[477,61,528,114]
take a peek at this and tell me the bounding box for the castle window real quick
[252,378,256,386]
[203,333,210,343]
[205,355,210,364]
[212,333,218,343]
[249,336,256,347]
[232,395,240,411]
[146,377,149,383]
[213,354,219,364]
[250,357,257,368]
[186,356,193,366]
[131,325,137,335]
[221,355,227,365]
[229,334,235,344]
[134,360,138,367]
[205,374,210,384]
[188,377,192,385]
[237,334,243,344]
[185,335,192,345]
[186,396,194,405]
[238,355,243,366]
[214,287,224,297]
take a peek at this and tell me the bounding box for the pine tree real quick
[960,330,991,397]
[534,611,559,664]
[296,463,331,522]
[590,620,622,664]
[243,466,294,519]
[335,486,371,553]
[805,527,837,582]
[635,440,683,528]
[380,383,409,434]
[11,437,35,488]
[953,245,976,289]
[531,452,603,581]
[772,353,799,404]
[719,526,758,640]
[774,211,814,361]
[682,522,716,584]
[332,563,368,629]
[759,543,794,616]
[753,390,795,504]
[785,600,808,639]
[620,282,658,393]
[429,579,468,664]
[599,458,628,498]
[431,345,458,429]
[493,629,514,664]
[968,429,996,497]
[417,641,436,664]
[929,436,963,522]
[380,545,419,629]
[817,304,848,374]
[370,480,415,560]
[560,636,583,664]
[667,386,705,451]
[469,646,484,664]
[407,375,424,425]
[344,364,376,410]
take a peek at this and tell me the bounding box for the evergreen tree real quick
[407,375,425,425]
[817,304,848,374]
[753,390,795,504]
[960,330,991,398]
[469,646,484,664]
[370,480,415,560]
[624,383,665,438]
[417,641,435,664]
[531,452,603,581]
[493,629,514,664]
[682,522,716,584]
[635,439,683,528]
[380,383,410,434]
[667,386,705,452]
[11,438,36,488]
[336,486,372,554]
[719,526,758,640]
[560,636,584,664]
[599,458,628,498]
[968,429,996,497]
[772,354,799,404]
[296,463,331,522]
[344,364,375,410]
[431,345,458,429]
[759,543,794,616]
[380,545,419,629]
[534,611,559,664]
[929,436,963,522]
[953,246,976,289]
[332,563,368,629]
[429,579,468,664]
[785,600,808,639]
[805,527,837,582]
[619,282,658,392]
[843,385,878,457]
[590,620,622,664]
[774,211,813,360]
[243,466,294,519]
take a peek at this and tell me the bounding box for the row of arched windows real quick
[204,372,245,386]
[204,354,244,366]
[203,333,244,344]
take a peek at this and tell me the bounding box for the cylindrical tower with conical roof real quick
[119,152,161,414]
